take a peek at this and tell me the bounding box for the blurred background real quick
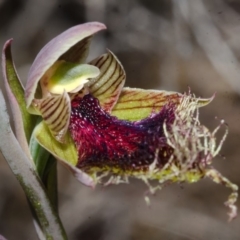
[1,0,240,239]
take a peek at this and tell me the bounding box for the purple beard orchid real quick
[2,22,238,221]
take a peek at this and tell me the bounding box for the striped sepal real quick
[112,88,182,121]
[59,36,92,63]
[89,50,126,112]
[38,91,71,142]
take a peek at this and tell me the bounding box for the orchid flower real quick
[1,22,238,239]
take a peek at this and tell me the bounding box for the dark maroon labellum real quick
[69,94,176,172]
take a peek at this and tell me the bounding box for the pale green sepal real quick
[111,88,181,121]
[34,122,77,166]
[112,87,214,121]
[33,122,95,187]
[2,39,37,146]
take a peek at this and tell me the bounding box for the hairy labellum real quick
[69,93,238,221]
[69,94,175,173]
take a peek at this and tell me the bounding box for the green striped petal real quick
[89,50,126,112]
[34,91,71,142]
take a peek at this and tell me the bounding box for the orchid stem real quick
[30,128,59,211]
[0,91,67,240]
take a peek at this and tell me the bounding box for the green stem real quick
[0,91,67,239]
[42,156,58,211]
[30,131,59,211]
